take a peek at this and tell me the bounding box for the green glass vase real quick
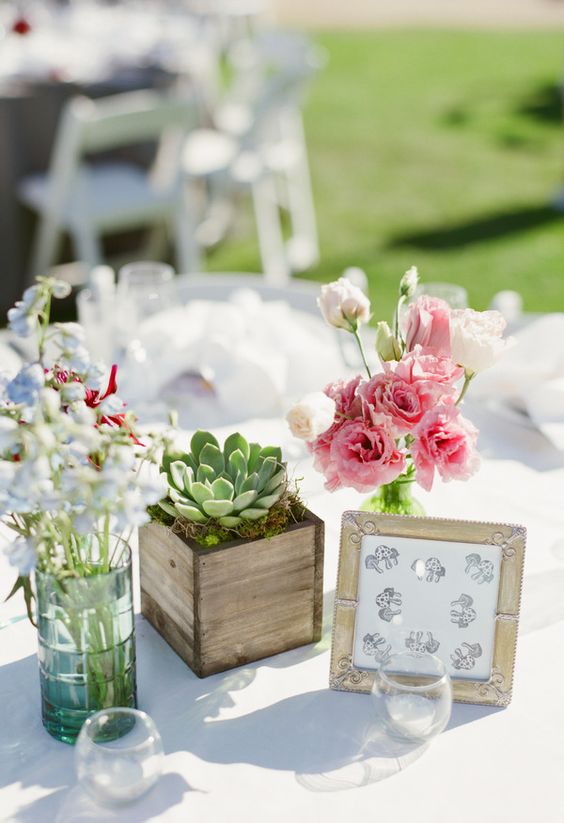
[360,476,425,516]
[36,543,136,745]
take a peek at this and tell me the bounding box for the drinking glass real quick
[76,708,164,806]
[371,652,452,743]
[413,282,468,309]
[117,261,176,321]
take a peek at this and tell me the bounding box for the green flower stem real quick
[37,291,52,365]
[456,371,475,406]
[102,514,111,572]
[352,327,372,379]
[393,294,406,340]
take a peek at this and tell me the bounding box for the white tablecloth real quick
[2,404,564,823]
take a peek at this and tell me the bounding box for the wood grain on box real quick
[140,509,324,678]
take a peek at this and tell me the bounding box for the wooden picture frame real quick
[329,511,526,707]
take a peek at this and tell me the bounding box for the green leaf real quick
[190,430,219,462]
[255,491,282,509]
[232,490,258,511]
[257,456,277,488]
[259,446,282,465]
[211,477,234,501]
[159,500,179,518]
[162,450,182,473]
[218,515,242,527]
[202,499,234,518]
[234,470,245,495]
[183,453,198,474]
[197,464,215,484]
[169,488,187,504]
[190,482,214,505]
[239,507,269,520]
[228,449,247,480]
[224,432,250,463]
[247,442,262,473]
[264,467,287,494]
[169,461,187,492]
[163,450,197,474]
[240,472,259,493]
[5,576,36,626]
[183,466,194,495]
[200,443,225,475]
[175,502,207,523]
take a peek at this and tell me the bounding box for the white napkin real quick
[525,378,564,451]
[471,314,564,449]
[118,289,344,427]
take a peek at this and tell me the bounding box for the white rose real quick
[286,392,336,441]
[450,309,513,374]
[318,278,371,330]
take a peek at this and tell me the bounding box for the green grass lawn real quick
[209,29,564,322]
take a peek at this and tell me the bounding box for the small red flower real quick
[83,365,143,444]
[12,17,31,35]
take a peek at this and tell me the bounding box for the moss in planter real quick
[148,490,306,548]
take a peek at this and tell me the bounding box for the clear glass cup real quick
[36,538,136,745]
[117,261,176,320]
[413,282,468,309]
[76,708,164,806]
[371,652,452,743]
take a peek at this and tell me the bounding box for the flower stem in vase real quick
[360,475,425,516]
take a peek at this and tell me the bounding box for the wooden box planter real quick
[139,509,324,677]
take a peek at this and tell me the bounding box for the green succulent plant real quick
[159,431,288,528]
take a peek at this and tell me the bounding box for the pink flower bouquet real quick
[287,269,512,513]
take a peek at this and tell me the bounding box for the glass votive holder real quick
[371,652,452,744]
[117,261,176,319]
[75,708,164,807]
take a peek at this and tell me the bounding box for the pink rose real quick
[411,405,480,491]
[394,345,463,394]
[325,375,363,418]
[308,376,362,475]
[327,416,406,493]
[359,371,436,434]
[404,296,452,357]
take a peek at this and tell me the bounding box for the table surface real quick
[1,399,564,823]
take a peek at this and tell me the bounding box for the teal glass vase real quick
[360,476,425,516]
[36,543,136,745]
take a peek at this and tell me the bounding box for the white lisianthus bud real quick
[375,321,402,362]
[399,266,419,298]
[318,278,371,331]
[450,308,514,374]
[286,392,336,441]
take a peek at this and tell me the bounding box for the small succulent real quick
[159,431,288,528]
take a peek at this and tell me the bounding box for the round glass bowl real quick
[371,652,452,744]
[75,708,164,806]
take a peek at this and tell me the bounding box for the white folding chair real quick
[181,32,323,285]
[18,90,201,281]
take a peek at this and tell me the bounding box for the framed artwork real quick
[329,511,526,707]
